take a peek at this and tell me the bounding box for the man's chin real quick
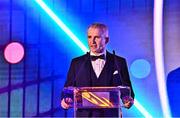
[90,49,97,52]
[91,51,103,54]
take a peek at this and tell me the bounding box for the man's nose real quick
[92,37,96,44]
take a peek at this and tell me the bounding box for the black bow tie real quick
[90,54,105,61]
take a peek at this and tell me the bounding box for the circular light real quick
[130,59,151,79]
[4,42,24,64]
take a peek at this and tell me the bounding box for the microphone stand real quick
[113,50,124,86]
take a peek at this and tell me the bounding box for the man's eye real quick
[88,36,91,38]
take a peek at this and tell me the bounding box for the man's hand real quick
[122,96,134,109]
[61,98,73,109]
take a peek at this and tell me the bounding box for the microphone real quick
[113,50,132,101]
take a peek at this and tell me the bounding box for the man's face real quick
[88,28,109,54]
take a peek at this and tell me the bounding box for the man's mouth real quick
[91,45,97,48]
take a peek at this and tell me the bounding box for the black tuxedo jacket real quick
[62,51,134,117]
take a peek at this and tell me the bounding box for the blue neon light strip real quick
[134,99,153,118]
[34,0,153,117]
[153,0,171,117]
[35,0,89,53]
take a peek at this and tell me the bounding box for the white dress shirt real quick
[90,51,106,78]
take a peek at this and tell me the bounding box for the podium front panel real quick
[74,87,122,109]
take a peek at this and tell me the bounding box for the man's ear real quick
[105,37,109,44]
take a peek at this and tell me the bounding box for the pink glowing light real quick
[4,42,24,64]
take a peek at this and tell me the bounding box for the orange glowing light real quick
[82,92,114,108]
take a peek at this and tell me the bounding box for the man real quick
[61,23,134,117]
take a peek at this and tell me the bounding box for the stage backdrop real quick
[0,0,179,117]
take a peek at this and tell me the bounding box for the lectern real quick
[63,86,131,117]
